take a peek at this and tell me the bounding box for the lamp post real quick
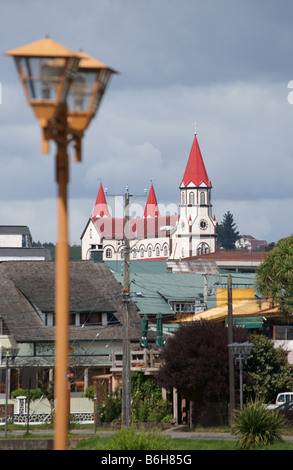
[5,37,116,450]
[2,346,19,436]
[228,342,254,410]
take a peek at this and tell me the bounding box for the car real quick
[274,401,293,426]
[267,392,293,409]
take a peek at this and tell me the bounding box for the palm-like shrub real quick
[233,400,285,449]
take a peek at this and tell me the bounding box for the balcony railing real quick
[111,349,162,374]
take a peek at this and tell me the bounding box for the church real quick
[81,131,217,261]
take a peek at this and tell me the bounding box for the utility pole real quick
[203,273,208,310]
[122,188,131,428]
[227,274,235,426]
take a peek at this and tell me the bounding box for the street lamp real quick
[5,37,116,450]
[2,346,19,436]
[228,342,254,410]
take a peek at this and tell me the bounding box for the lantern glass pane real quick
[242,342,253,357]
[92,69,112,114]
[67,70,96,112]
[16,57,66,101]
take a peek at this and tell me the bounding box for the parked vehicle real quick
[267,392,293,410]
[274,401,293,426]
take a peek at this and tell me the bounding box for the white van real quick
[267,392,293,409]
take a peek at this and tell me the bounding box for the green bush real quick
[108,427,174,450]
[233,400,285,449]
[11,388,43,400]
[131,372,172,423]
[100,390,121,423]
[85,385,94,399]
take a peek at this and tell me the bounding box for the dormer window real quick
[80,312,102,325]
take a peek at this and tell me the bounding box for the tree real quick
[216,211,240,250]
[256,235,293,319]
[244,334,293,403]
[157,321,247,424]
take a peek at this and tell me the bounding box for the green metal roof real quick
[110,266,257,318]
[105,260,168,274]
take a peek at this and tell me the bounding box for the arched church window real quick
[181,192,185,205]
[163,244,168,256]
[140,247,144,258]
[197,243,209,255]
[132,248,137,258]
[156,245,160,256]
[200,191,205,205]
[148,246,152,257]
[106,248,112,258]
[189,192,194,204]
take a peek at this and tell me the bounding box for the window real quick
[275,326,293,340]
[156,246,160,256]
[0,317,10,335]
[197,243,209,255]
[189,192,194,204]
[163,244,168,256]
[140,247,144,258]
[200,191,205,205]
[181,192,185,205]
[173,302,196,313]
[107,313,119,325]
[80,312,102,326]
[132,248,137,258]
[148,246,152,257]
[106,248,112,258]
[69,313,76,325]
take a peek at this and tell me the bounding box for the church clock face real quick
[199,219,208,230]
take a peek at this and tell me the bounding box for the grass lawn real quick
[72,434,293,451]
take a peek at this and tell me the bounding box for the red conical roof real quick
[181,133,211,187]
[92,183,110,218]
[144,183,160,218]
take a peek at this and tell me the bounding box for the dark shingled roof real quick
[0,260,142,343]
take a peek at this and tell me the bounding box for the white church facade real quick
[81,132,217,261]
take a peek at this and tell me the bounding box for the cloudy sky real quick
[1,0,293,245]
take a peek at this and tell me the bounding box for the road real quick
[1,424,293,442]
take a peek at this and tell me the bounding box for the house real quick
[81,130,217,261]
[0,225,32,248]
[235,235,268,251]
[106,259,257,326]
[183,250,268,273]
[0,259,158,395]
[0,225,51,261]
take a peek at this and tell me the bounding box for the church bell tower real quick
[171,129,217,259]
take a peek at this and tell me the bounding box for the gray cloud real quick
[1,0,293,244]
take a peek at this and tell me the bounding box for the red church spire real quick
[180,131,211,187]
[144,183,160,218]
[92,182,110,218]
